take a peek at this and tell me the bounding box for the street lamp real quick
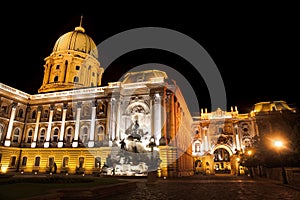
[148,137,157,182]
[236,157,240,176]
[274,140,288,184]
[247,150,253,177]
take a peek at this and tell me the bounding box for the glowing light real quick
[274,140,283,148]
[247,150,252,156]
[1,166,8,173]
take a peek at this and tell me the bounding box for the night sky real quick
[1,5,299,114]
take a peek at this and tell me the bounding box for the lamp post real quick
[148,137,157,182]
[247,150,253,177]
[236,157,240,176]
[274,140,288,184]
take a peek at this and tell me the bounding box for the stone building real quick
[0,21,194,177]
[191,101,298,175]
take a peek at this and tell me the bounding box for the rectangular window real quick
[63,157,69,167]
[95,157,101,168]
[21,157,27,166]
[34,157,40,167]
[10,156,17,167]
[48,157,54,167]
[0,153,2,163]
[79,157,84,168]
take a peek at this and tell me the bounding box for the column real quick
[115,99,121,141]
[4,103,17,146]
[72,103,82,147]
[111,99,116,142]
[153,93,161,146]
[203,127,208,152]
[31,106,42,148]
[235,125,241,151]
[170,93,175,144]
[88,106,96,147]
[44,106,54,148]
[58,105,67,148]
[106,98,116,146]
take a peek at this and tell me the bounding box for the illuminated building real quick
[0,21,193,177]
[191,101,298,175]
[0,19,298,177]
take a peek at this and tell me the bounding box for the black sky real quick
[1,4,299,114]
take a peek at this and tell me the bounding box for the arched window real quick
[34,156,40,167]
[12,128,20,142]
[73,76,79,83]
[21,157,27,166]
[31,110,36,119]
[18,109,23,118]
[39,129,46,142]
[63,157,69,167]
[95,126,104,141]
[27,130,33,143]
[43,109,49,118]
[80,127,89,143]
[213,148,230,162]
[54,76,59,82]
[9,156,17,167]
[65,128,73,143]
[52,128,59,142]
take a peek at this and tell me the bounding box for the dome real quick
[251,100,296,113]
[52,26,98,59]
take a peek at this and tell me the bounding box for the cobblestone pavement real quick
[107,175,300,200]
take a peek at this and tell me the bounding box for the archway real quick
[213,148,231,174]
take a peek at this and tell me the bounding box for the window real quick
[18,109,23,118]
[54,76,59,82]
[65,128,73,143]
[52,128,59,142]
[76,66,80,70]
[1,105,8,114]
[39,129,45,142]
[79,157,84,168]
[21,157,27,166]
[63,157,69,167]
[0,153,2,163]
[48,157,54,167]
[95,126,104,141]
[12,129,20,142]
[195,143,201,152]
[27,130,33,143]
[80,127,89,143]
[95,157,101,168]
[31,110,36,119]
[10,156,17,167]
[43,109,49,118]
[0,125,4,141]
[56,65,60,69]
[34,156,40,167]
[73,76,79,83]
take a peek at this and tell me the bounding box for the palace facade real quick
[0,22,193,177]
[0,21,298,177]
